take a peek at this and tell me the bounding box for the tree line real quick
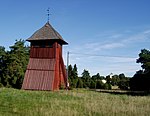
[68,49,150,91]
[67,64,129,90]
[0,40,150,91]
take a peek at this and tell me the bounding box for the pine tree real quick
[81,69,91,88]
[0,46,6,87]
[68,64,79,88]
[72,64,78,88]
[76,78,83,88]
[1,40,29,88]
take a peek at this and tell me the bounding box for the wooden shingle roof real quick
[27,22,68,45]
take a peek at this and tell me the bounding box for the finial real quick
[47,8,50,22]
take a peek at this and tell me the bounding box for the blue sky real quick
[0,0,150,77]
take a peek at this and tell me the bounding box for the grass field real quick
[0,88,150,116]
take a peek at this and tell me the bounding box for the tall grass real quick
[0,88,150,116]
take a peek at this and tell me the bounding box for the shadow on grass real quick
[91,89,150,96]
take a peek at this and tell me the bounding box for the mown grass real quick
[0,88,150,116]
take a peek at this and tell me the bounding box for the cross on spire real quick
[47,8,50,22]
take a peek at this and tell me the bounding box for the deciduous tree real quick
[130,49,150,90]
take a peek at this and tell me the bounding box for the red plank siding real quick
[53,42,60,90]
[27,58,55,70]
[30,47,55,58]
[60,54,67,87]
[22,70,54,90]
[22,44,67,90]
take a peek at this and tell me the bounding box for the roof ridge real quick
[46,22,62,40]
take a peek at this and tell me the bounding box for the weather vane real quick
[47,8,50,22]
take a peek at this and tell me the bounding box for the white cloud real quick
[65,29,150,56]
[106,57,137,63]
[99,43,124,50]
[85,42,124,51]
[143,30,150,34]
[122,29,150,43]
[66,53,140,77]
[83,29,150,52]
[63,28,150,77]
[108,34,122,39]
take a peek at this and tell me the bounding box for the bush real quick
[89,80,96,89]
[59,83,65,90]
[103,83,112,90]
[96,80,103,89]
[118,80,129,90]
[0,83,3,87]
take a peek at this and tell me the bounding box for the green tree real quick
[1,40,29,88]
[89,80,96,89]
[136,49,150,74]
[96,80,103,89]
[72,64,78,88]
[119,73,125,80]
[103,83,112,90]
[111,73,129,90]
[92,73,103,81]
[106,75,111,84]
[73,64,78,79]
[68,64,73,87]
[76,78,83,88]
[0,46,5,58]
[81,69,91,88]
[68,64,78,88]
[130,49,150,90]
[0,46,6,86]
[118,80,129,90]
[68,65,73,79]
[111,75,120,86]
[82,69,90,79]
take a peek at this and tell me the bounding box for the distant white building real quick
[102,79,107,84]
[109,73,113,79]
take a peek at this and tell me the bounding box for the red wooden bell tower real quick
[22,22,68,91]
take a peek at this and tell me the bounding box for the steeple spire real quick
[47,8,50,22]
